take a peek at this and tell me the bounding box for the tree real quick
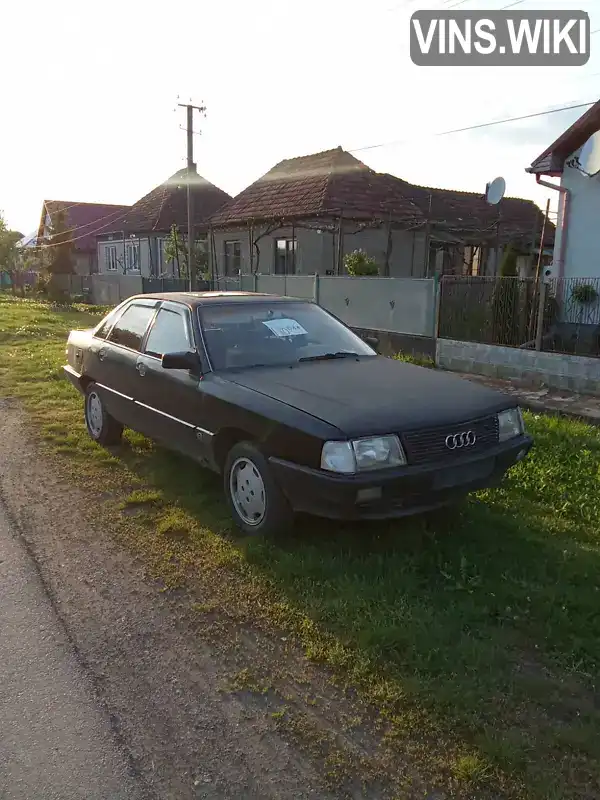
[0,212,26,293]
[164,224,185,277]
[45,208,75,274]
[344,249,379,276]
[492,243,520,345]
[499,243,518,277]
[164,224,209,281]
[0,212,20,271]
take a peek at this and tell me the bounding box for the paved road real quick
[0,502,145,800]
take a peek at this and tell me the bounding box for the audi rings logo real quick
[445,431,477,450]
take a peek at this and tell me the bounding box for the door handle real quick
[97,348,106,361]
[136,362,146,377]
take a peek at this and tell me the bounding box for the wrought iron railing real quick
[438,276,600,358]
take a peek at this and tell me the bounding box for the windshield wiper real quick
[298,351,359,363]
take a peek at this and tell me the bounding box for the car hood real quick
[224,356,515,437]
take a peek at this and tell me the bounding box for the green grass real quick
[1,292,600,798]
[392,351,435,368]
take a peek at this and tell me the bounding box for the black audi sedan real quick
[64,291,532,535]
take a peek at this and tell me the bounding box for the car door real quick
[90,300,159,430]
[133,302,208,459]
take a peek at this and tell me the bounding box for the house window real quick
[274,238,297,275]
[105,245,118,272]
[126,241,140,272]
[224,241,241,276]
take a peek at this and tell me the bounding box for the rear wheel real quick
[224,441,293,536]
[84,383,123,446]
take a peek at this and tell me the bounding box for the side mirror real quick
[364,336,379,349]
[161,351,201,371]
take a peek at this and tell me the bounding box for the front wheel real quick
[84,383,123,446]
[224,441,293,536]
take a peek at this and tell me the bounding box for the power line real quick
[40,208,133,249]
[43,199,99,218]
[350,100,595,153]
[38,199,123,236]
[43,207,129,239]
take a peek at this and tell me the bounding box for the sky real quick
[2,0,599,236]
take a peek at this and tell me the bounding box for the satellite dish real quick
[485,176,506,205]
[578,131,600,177]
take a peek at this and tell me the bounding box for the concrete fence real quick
[50,272,436,339]
[233,274,437,339]
[90,275,143,305]
[49,274,144,305]
[42,271,600,395]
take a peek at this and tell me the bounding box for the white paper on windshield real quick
[262,318,308,338]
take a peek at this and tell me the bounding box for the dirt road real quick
[0,501,144,800]
[0,399,403,800]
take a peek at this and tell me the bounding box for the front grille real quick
[402,415,499,465]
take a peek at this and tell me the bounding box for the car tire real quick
[224,441,293,536]
[84,383,123,446]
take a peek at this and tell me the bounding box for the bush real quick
[572,283,599,304]
[499,244,518,277]
[344,249,379,276]
[34,273,50,297]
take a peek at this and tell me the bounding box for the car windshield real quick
[198,301,375,370]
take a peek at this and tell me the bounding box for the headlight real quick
[320,441,355,474]
[321,435,406,473]
[498,407,524,442]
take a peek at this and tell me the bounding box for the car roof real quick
[127,291,309,306]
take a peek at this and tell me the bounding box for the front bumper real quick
[269,435,533,520]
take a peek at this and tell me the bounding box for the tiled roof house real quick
[37,200,131,275]
[209,147,551,278]
[96,168,231,277]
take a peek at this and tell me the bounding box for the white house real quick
[96,167,231,278]
[527,98,600,281]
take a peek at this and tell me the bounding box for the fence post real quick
[535,279,547,351]
[432,274,441,340]
[313,273,320,304]
[252,273,257,293]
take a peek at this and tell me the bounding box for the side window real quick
[94,306,123,340]
[144,308,191,358]
[107,304,156,351]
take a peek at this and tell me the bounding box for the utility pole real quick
[178,101,206,290]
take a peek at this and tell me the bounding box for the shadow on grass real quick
[105,422,600,796]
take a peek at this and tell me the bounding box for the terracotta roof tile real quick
[209,148,424,226]
[117,168,231,235]
[394,179,554,244]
